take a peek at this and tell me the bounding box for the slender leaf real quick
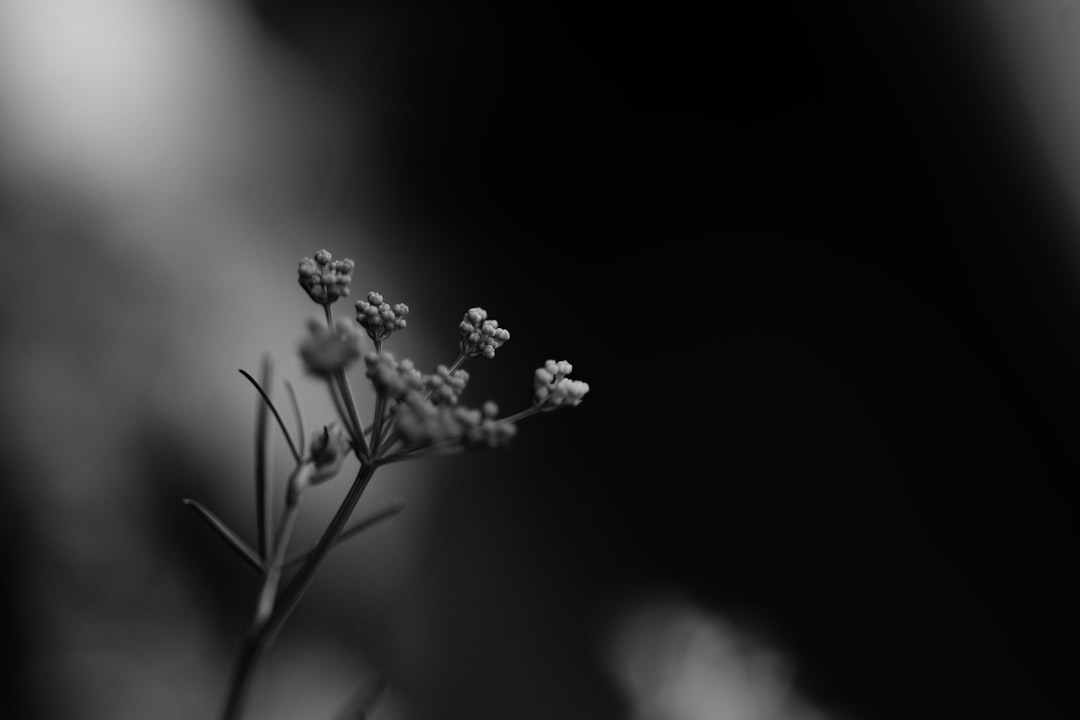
[254,355,273,560]
[182,498,262,572]
[284,499,406,568]
[239,367,301,463]
[283,378,306,460]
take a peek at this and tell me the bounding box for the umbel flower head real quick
[299,318,363,376]
[534,360,590,410]
[459,307,510,359]
[424,364,470,406]
[462,401,518,449]
[364,351,424,400]
[298,250,355,305]
[394,394,516,449]
[356,292,409,343]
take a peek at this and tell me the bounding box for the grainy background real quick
[2,2,1079,719]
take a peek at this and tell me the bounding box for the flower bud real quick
[356,292,409,343]
[299,318,363,376]
[459,307,510,359]
[308,422,351,485]
[298,250,355,305]
[533,359,589,410]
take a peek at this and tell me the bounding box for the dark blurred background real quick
[2,1,1079,719]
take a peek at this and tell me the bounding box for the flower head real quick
[364,351,424,400]
[424,364,470,405]
[533,359,590,410]
[299,318,363,376]
[394,394,516,450]
[459,307,510,359]
[298,250,355,305]
[462,401,517,450]
[356,291,409,344]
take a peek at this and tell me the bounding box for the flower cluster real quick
[363,352,424,400]
[191,247,596,720]
[534,360,590,410]
[462,401,518,450]
[298,250,355,305]
[459,307,510,359]
[355,292,409,343]
[394,395,516,449]
[299,318,363,376]
[424,364,470,405]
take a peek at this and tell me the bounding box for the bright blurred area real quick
[0,1,436,717]
[607,597,835,720]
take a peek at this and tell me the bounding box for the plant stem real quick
[501,406,541,424]
[255,495,302,623]
[370,391,387,457]
[446,352,467,376]
[337,371,370,461]
[221,467,307,720]
[221,626,268,720]
[265,463,377,645]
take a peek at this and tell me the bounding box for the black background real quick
[235,1,1080,719]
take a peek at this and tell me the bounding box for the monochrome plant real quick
[183,250,590,720]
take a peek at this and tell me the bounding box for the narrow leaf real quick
[283,378,306,459]
[254,355,273,560]
[182,498,262,572]
[239,367,301,463]
[284,499,406,568]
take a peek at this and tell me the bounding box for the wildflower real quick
[308,422,351,486]
[298,250,355,305]
[364,351,424,399]
[355,291,409,343]
[394,394,515,449]
[459,307,510,359]
[299,318,363,376]
[462,401,517,449]
[533,359,590,410]
[424,364,470,405]
[393,393,452,445]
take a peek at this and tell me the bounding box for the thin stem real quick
[326,376,353,439]
[446,352,468,376]
[376,440,465,466]
[221,628,267,720]
[221,467,307,720]
[263,464,377,646]
[283,498,406,568]
[501,406,542,425]
[377,411,398,450]
[337,370,370,461]
[222,466,382,718]
[370,391,387,457]
[255,493,302,623]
